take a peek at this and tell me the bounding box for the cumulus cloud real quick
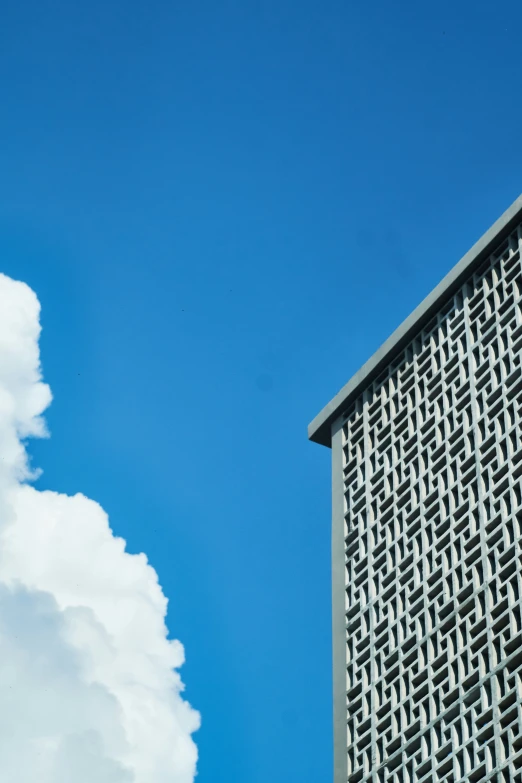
[0,273,199,782]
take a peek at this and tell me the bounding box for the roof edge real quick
[308,194,522,448]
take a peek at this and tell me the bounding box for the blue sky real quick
[1,1,522,780]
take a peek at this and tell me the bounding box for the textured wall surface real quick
[338,223,522,782]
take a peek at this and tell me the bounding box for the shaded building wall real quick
[333,223,522,782]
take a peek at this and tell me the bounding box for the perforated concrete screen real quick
[309,197,522,783]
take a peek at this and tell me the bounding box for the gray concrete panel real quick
[315,208,522,781]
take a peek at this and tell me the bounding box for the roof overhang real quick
[308,194,522,448]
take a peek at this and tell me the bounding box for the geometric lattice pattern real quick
[341,223,522,782]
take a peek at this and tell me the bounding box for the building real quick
[309,195,522,783]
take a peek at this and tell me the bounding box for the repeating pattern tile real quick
[340,224,522,782]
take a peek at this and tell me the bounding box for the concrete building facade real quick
[309,196,522,783]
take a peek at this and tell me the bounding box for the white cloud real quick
[0,273,199,782]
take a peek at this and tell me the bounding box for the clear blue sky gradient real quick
[2,2,522,780]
